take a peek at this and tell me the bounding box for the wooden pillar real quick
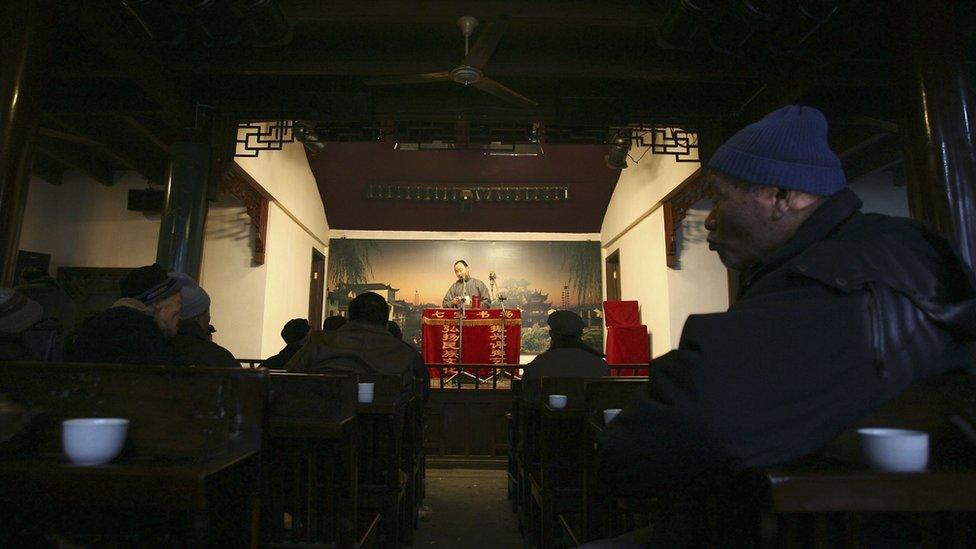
[0,1,53,285]
[891,0,976,269]
[156,142,211,279]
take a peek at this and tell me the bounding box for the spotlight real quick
[606,133,630,170]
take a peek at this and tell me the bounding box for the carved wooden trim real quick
[219,163,270,265]
[662,168,707,269]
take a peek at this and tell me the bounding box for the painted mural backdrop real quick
[326,239,603,356]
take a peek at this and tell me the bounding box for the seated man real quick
[522,310,609,381]
[285,292,426,389]
[261,318,310,369]
[599,105,976,510]
[169,275,240,368]
[71,264,186,366]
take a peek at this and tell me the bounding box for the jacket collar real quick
[177,318,208,341]
[745,188,863,289]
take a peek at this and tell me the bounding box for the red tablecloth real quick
[421,308,521,366]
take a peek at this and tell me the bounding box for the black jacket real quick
[261,342,303,370]
[70,303,185,366]
[599,188,976,495]
[522,347,610,381]
[171,319,240,368]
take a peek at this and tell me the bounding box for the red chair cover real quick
[603,300,641,327]
[606,325,650,365]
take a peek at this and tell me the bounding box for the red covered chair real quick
[603,301,650,375]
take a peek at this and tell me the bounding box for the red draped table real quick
[421,308,521,373]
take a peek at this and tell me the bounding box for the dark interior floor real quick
[411,468,525,548]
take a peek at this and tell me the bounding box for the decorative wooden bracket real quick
[663,168,707,269]
[219,163,270,265]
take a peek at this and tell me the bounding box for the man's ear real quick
[770,188,791,220]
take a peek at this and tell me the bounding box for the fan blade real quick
[471,77,538,108]
[461,17,508,70]
[364,72,451,86]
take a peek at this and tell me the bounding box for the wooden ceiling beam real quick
[40,116,168,184]
[119,115,172,156]
[278,0,663,27]
[731,1,888,129]
[69,2,195,128]
[31,156,65,186]
[36,140,115,186]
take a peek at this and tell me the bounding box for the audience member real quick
[598,105,976,520]
[71,264,186,366]
[286,292,427,389]
[322,315,347,331]
[16,267,78,334]
[0,289,43,360]
[522,310,608,381]
[261,318,311,369]
[169,274,240,368]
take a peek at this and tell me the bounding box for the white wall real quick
[21,172,160,273]
[600,138,728,357]
[666,202,729,349]
[199,137,330,359]
[199,193,269,359]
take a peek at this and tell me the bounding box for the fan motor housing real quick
[451,65,483,85]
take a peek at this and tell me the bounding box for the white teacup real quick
[358,382,375,404]
[857,428,929,472]
[603,408,623,425]
[548,394,568,409]
[62,418,129,466]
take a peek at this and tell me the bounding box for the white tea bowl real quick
[62,418,129,466]
[857,428,929,472]
[603,408,623,425]
[548,394,568,409]
[358,382,375,404]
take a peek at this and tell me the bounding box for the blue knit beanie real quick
[708,105,846,196]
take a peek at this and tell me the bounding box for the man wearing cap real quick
[71,264,186,366]
[522,310,609,381]
[598,106,976,513]
[261,318,311,369]
[286,292,427,390]
[170,274,240,368]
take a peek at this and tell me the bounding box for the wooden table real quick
[0,451,259,545]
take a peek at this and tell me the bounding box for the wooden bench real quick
[0,361,266,547]
[356,373,414,547]
[262,371,363,548]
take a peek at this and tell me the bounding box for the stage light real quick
[606,133,630,170]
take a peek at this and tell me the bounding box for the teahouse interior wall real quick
[21,172,160,273]
[600,142,726,357]
[202,137,329,359]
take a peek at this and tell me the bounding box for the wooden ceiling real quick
[30,0,976,230]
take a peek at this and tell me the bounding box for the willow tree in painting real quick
[564,242,601,307]
[327,239,376,289]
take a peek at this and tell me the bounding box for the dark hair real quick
[387,320,403,339]
[322,315,347,331]
[348,292,389,325]
[454,260,468,267]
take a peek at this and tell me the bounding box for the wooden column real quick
[891,0,976,269]
[0,1,53,285]
[156,142,211,278]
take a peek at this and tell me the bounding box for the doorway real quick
[309,249,326,330]
[605,250,621,301]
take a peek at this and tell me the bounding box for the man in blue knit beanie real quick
[594,105,976,545]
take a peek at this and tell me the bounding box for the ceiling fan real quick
[364,16,538,108]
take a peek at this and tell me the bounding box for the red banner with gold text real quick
[421,308,521,366]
